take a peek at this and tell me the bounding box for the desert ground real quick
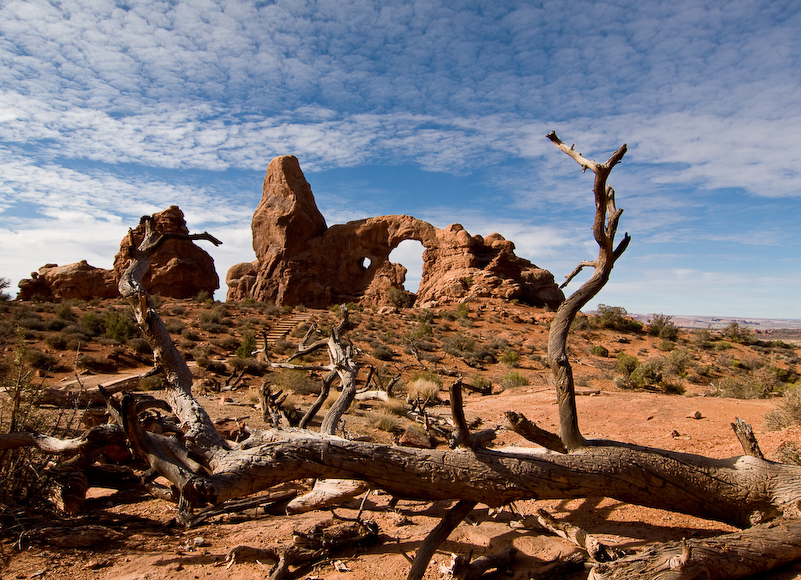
[2,296,800,579]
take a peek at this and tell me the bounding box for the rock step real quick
[257,312,314,348]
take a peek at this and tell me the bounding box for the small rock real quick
[399,426,432,449]
[688,411,703,420]
[670,429,681,438]
[193,536,210,547]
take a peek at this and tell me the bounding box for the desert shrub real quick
[416,309,436,324]
[200,322,228,335]
[773,441,801,466]
[0,351,61,507]
[273,368,320,395]
[407,322,433,342]
[721,321,753,344]
[272,338,294,356]
[647,314,679,341]
[165,319,186,334]
[378,397,410,416]
[593,305,642,332]
[15,313,47,331]
[204,359,228,374]
[589,344,609,357]
[46,318,69,331]
[456,303,470,319]
[182,328,201,341]
[388,287,410,309]
[665,349,695,378]
[500,371,529,390]
[629,358,664,388]
[615,353,640,377]
[23,348,57,370]
[104,309,138,342]
[128,337,153,355]
[194,290,213,303]
[372,344,395,361]
[76,355,117,373]
[469,374,492,393]
[212,336,241,351]
[236,333,257,358]
[79,311,106,337]
[764,388,801,431]
[714,372,773,399]
[499,349,521,367]
[228,357,267,376]
[658,340,676,352]
[691,327,713,349]
[171,305,187,316]
[367,410,401,432]
[54,302,77,321]
[406,377,442,402]
[443,332,476,356]
[44,334,68,350]
[0,277,11,302]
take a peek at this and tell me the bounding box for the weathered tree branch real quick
[545,132,630,452]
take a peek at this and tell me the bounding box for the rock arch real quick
[226,156,564,309]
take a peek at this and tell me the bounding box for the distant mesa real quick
[17,206,219,302]
[227,155,564,309]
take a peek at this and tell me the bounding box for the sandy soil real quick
[3,299,801,579]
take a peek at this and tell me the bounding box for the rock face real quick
[228,156,564,309]
[17,261,118,302]
[112,206,219,299]
[18,206,219,302]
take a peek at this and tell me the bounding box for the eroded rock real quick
[112,205,219,299]
[228,156,564,309]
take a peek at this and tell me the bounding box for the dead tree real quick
[4,139,801,579]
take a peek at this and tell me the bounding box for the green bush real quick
[500,371,529,390]
[615,353,639,377]
[721,322,753,344]
[0,277,11,302]
[44,334,68,350]
[54,302,77,321]
[589,344,609,357]
[388,287,410,309]
[593,305,643,332]
[104,309,138,342]
[79,311,106,336]
[372,344,395,361]
[499,349,521,367]
[647,314,679,341]
[128,337,153,355]
[236,333,257,358]
[23,348,57,370]
[629,359,663,388]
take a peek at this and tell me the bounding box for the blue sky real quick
[1,0,800,318]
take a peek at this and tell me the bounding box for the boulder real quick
[112,206,219,299]
[17,261,118,302]
[227,156,564,309]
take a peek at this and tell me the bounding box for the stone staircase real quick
[255,311,314,355]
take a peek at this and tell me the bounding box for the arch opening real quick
[360,256,372,271]
[388,239,425,294]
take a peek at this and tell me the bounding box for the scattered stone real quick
[193,537,210,547]
[399,426,433,449]
[688,411,703,419]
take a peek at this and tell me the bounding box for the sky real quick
[1,0,800,319]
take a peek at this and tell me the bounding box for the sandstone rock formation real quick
[17,206,219,301]
[112,206,219,299]
[227,156,564,309]
[17,261,118,302]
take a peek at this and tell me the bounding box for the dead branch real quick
[534,508,625,562]
[408,500,477,580]
[545,132,630,451]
